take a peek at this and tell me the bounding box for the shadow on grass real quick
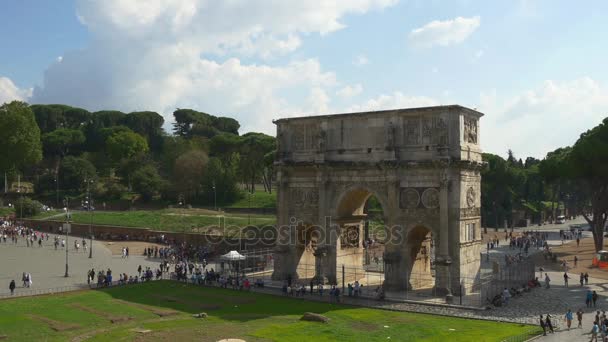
[99,280,348,322]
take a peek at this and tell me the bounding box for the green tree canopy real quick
[106,131,149,164]
[59,156,97,191]
[42,128,85,157]
[131,164,164,201]
[0,101,42,172]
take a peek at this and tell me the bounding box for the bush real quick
[14,197,43,218]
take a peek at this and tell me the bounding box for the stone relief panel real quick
[466,187,476,208]
[463,117,478,144]
[400,188,420,209]
[340,225,360,249]
[433,116,448,146]
[459,207,481,218]
[292,124,320,151]
[421,188,440,209]
[291,188,319,208]
[404,117,420,145]
[421,118,433,145]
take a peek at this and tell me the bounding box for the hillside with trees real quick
[0,101,276,209]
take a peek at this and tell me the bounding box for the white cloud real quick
[353,54,369,66]
[479,77,608,158]
[0,77,32,105]
[32,0,398,134]
[347,91,439,112]
[337,84,363,98]
[408,16,480,48]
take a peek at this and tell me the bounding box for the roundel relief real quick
[400,188,420,208]
[421,188,440,209]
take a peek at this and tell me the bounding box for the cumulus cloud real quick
[408,16,480,48]
[346,91,439,112]
[479,77,608,158]
[0,77,32,105]
[32,0,398,134]
[337,84,363,98]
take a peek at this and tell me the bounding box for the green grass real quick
[0,207,14,217]
[229,189,277,208]
[0,281,539,342]
[31,208,276,237]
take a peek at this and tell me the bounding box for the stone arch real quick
[334,184,391,220]
[405,225,435,290]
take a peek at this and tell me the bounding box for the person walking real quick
[9,280,15,295]
[587,290,594,308]
[591,322,599,342]
[574,255,578,267]
[564,273,570,287]
[581,273,585,287]
[593,291,598,308]
[577,308,584,328]
[539,315,547,336]
[585,272,589,285]
[545,314,554,334]
[545,273,551,289]
[565,309,573,330]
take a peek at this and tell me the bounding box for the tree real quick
[173,150,208,200]
[567,118,608,251]
[106,131,149,163]
[131,164,164,201]
[481,153,518,229]
[238,132,275,192]
[14,197,43,218]
[539,147,570,223]
[0,101,42,173]
[42,128,85,157]
[123,111,165,152]
[59,156,97,191]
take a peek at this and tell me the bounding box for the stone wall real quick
[22,219,275,253]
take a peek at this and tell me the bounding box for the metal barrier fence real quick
[0,276,169,300]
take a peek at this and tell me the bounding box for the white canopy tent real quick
[221,250,246,261]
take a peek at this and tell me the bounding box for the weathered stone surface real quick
[300,312,330,323]
[272,105,484,294]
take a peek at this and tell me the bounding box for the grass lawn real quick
[0,281,538,342]
[229,189,277,209]
[0,207,14,217]
[31,208,276,237]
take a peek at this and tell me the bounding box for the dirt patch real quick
[531,235,608,280]
[112,299,180,317]
[151,294,221,310]
[69,303,133,324]
[27,314,81,332]
[101,240,165,256]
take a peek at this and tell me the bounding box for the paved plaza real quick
[0,234,161,296]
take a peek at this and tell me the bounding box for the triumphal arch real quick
[271,105,483,294]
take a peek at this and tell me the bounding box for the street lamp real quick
[85,178,94,259]
[63,197,71,277]
[212,181,217,212]
[248,191,252,225]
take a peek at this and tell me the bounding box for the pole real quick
[213,181,217,211]
[64,197,69,278]
[342,264,345,293]
[248,192,251,225]
[88,179,93,259]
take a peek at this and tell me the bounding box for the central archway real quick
[334,186,389,285]
[406,226,435,290]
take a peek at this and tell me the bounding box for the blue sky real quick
[1,0,608,159]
